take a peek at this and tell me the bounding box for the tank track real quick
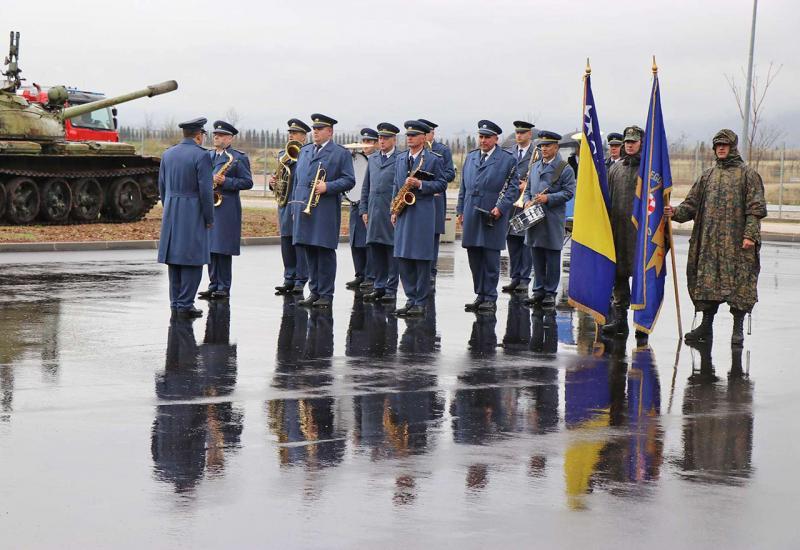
[0,164,160,225]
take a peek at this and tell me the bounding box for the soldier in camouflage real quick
[665,129,766,346]
[601,126,645,341]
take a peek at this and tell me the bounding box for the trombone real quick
[513,147,541,208]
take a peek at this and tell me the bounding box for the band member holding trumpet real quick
[345,128,378,290]
[198,120,253,301]
[456,120,518,314]
[291,113,355,308]
[360,122,401,303]
[270,118,310,295]
[522,130,576,309]
[502,121,537,294]
[418,118,455,290]
[390,120,447,317]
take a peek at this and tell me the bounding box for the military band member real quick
[157,117,214,318]
[197,120,253,300]
[502,120,536,294]
[418,118,455,289]
[291,113,356,308]
[601,126,645,340]
[391,120,447,317]
[665,129,766,346]
[360,122,401,303]
[346,128,378,290]
[271,118,310,295]
[457,120,518,314]
[605,132,623,169]
[523,130,576,309]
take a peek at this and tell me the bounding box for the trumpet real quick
[273,140,303,207]
[303,161,326,215]
[390,149,425,216]
[213,150,235,207]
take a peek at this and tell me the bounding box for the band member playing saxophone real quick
[390,120,447,317]
[198,120,253,301]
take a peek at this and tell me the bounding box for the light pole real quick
[742,0,758,162]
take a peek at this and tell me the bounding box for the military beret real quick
[513,121,535,132]
[417,118,438,129]
[537,130,561,143]
[360,127,378,141]
[377,122,400,137]
[404,120,431,136]
[607,132,624,145]
[310,113,337,128]
[212,120,238,136]
[623,126,644,142]
[178,117,207,133]
[478,120,502,136]
[287,118,311,133]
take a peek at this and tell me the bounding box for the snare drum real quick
[509,204,546,233]
[344,151,368,204]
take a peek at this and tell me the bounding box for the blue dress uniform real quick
[291,114,355,305]
[393,121,447,314]
[418,119,455,285]
[523,131,576,303]
[276,118,310,294]
[457,120,518,310]
[360,123,400,300]
[503,121,536,292]
[203,121,253,298]
[346,127,376,289]
[157,118,214,316]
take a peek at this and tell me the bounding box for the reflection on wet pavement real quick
[0,242,797,547]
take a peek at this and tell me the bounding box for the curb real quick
[1,229,798,253]
[0,234,350,253]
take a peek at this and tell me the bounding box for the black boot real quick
[601,306,629,337]
[731,309,746,347]
[684,309,716,343]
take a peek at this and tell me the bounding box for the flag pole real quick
[654,56,683,339]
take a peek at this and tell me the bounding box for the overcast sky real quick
[4,0,798,145]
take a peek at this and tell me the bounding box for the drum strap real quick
[547,161,568,191]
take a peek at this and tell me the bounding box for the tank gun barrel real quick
[60,80,178,120]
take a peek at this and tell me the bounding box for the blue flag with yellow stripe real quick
[631,71,672,333]
[568,71,616,324]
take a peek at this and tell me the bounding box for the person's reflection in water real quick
[268,300,344,477]
[151,302,242,494]
[346,296,398,360]
[502,295,530,353]
[530,307,558,354]
[467,313,497,356]
[399,300,440,356]
[681,343,754,485]
[352,298,442,506]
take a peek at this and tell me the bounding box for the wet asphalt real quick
[0,237,798,549]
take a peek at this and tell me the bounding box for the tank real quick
[0,31,178,224]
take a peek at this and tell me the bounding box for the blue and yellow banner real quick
[631,70,672,333]
[568,70,616,324]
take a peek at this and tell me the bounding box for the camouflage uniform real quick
[671,129,766,313]
[607,147,641,307]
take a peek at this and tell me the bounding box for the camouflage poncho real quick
[672,129,767,311]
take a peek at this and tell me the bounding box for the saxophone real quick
[213,150,234,207]
[390,149,425,216]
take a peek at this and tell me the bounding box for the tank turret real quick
[0,31,180,226]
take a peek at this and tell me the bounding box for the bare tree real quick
[224,107,240,127]
[725,61,784,170]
